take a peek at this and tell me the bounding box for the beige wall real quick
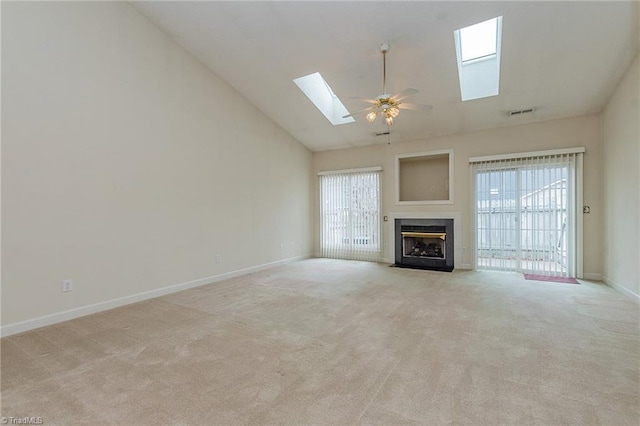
[314,115,603,275]
[1,2,312,331]
[603,53,640,299]
[399,154,450,202]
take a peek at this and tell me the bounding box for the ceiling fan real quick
[343,43,432,126]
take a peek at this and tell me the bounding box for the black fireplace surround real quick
[395,218,454,272]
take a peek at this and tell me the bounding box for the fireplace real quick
[395,218,454,271]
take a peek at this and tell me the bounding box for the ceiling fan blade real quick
[342,106,377,118]
[398,103,433,111]
[390,88,419,102]
[349,96,378,105]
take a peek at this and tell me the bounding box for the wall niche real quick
[395,149,454,205]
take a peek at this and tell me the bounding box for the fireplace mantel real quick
[385,212,464,268]
[395,218,454,271]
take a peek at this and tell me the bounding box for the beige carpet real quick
[2,258,639,425]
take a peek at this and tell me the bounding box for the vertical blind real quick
[319,168,382,261]
[472,152,580,277]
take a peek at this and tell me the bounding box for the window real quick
[294,72,354,125]
[454,16,503,101]
[459,17,499,63]
[319,168,381,261]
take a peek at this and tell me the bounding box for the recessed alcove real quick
[395,149,454,205]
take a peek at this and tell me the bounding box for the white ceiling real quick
[132,1,638,152]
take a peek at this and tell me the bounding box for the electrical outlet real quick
[215,254,222,263]
[62,279,73,292]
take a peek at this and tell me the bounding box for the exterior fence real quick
[477,207,568,273]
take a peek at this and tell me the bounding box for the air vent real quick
[509,108,535,117]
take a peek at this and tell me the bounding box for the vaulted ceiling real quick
[132,1,638,152]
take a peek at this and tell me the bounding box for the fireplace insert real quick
[395,219,454,272]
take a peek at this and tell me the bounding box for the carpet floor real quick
[1,258,639,425]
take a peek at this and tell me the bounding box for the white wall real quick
[603,54,640,299]
[314,115,603,276]
[1,2,313,332]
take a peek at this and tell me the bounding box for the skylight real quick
[293,72,354,126]
[454,16,503,101]
[460,17,498,63]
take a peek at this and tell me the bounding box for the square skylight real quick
[454,16,503,101]
[293,72,354,125]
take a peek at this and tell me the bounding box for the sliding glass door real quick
[474,154,578,277]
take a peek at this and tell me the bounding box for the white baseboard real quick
[603,275,640,302]
[0,255,310,338]
[582,272,602,281]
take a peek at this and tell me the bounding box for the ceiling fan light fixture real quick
[349,43,432,126]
